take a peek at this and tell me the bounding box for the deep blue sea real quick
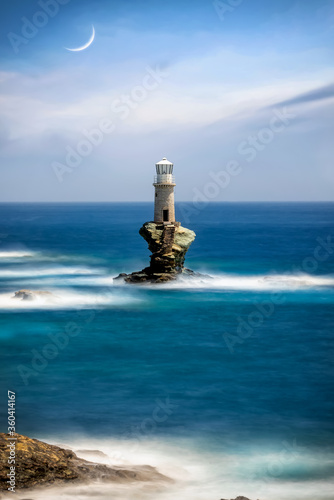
[0,202,333,500]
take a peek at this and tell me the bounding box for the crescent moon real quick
[65,25,95,52]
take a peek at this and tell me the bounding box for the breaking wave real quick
[0,249,37,259]
[0,289,140,310]
[0,266,101,278]
[17,435,334,500]
[0,249,104,265]
[153,272,334,291]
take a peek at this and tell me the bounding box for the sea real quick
[0,202,333,500]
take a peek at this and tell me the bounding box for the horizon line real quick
[0,200,333,204]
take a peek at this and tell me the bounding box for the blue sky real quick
[0,0,333,201]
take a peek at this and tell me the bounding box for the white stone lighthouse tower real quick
[153,157,176,223]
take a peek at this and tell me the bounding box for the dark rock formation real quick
[12,290,57,302]
[221,497,257,500]
[114,221,197,283]
[0,433,170,491]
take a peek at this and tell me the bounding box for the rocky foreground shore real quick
[0,434,259,499]
[0,433,169,491]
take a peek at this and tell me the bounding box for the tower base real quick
[114,221,199,284]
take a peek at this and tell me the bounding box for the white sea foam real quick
[86,272,333,290]
[1,268,333,297]
[11,436,334,500]
[22,275,118,287]
[0,289,139,310]
[150,272,334,291]
[0,250,37,259]
[0,266,101,278]
[0,249,106,267]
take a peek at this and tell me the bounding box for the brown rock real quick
[12,290,57,302]
[114,221,200,284]
[0,433,170,491]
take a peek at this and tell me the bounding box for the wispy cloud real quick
[271,83,334,108]
[0,1,333,201]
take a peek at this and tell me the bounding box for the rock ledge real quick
[0,433,169,491]
[114,221,197,284]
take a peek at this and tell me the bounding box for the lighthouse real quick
[153,157,176,223]
[114,155,196,283]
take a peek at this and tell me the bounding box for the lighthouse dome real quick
[155,157,173,175]
[156,157,173,166]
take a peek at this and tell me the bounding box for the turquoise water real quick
[0,202,333,500]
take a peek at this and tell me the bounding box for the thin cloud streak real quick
[270,83,334,109]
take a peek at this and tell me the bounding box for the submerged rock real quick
[12,290,56,302]
[114,221,198,284]
[0,433,170,491]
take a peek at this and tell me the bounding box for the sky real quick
[0,0,333,202]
